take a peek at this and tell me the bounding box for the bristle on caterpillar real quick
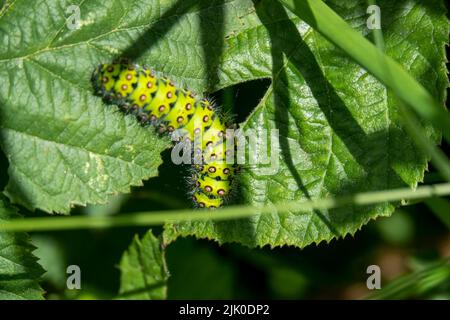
[92,61,238,208]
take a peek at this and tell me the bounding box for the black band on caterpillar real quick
[92,61,237,208]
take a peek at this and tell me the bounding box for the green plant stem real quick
[1,183,449,232]
[278,0,450,142]
[367,0,385,51]
[399,103,450,182]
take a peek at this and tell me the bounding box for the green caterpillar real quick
[92,61,237,208]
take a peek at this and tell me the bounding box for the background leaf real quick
[0,195,44,299]
[118,229,168,300]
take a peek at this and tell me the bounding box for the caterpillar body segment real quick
[92,62,238,208]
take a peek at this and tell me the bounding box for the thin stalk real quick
[0,183,449,232]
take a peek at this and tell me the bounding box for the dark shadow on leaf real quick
[200,0,225,91]
[255,0,340,238]
[115,0,199,62]
[0,107,36,211]
[0,142,9,190]
[0,273,41,281]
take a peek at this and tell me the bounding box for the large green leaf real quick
[118,230,168,300]
[0,195,44,299]
[0,0,169,213]
[0,0,447,247]
[163,0,448,247]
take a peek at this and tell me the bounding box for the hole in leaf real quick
[214,79,271,124]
